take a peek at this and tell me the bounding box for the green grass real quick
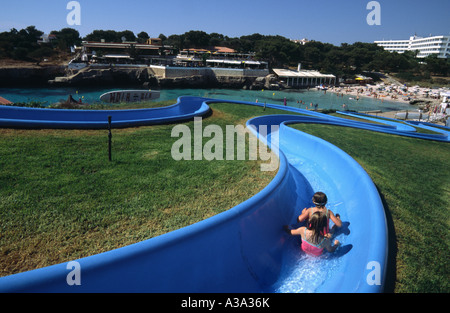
[50,99,177,110]
[290,123,450,293]
[83,99,177,110]
[0,102,295,276]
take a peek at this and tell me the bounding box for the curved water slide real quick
[335,111,450,141]
[0,97,447,293]
[0,96,211,129]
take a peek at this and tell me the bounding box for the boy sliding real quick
[297,191,341,238]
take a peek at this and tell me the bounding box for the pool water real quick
[0,87,414,112]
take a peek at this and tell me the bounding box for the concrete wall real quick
[150,65,269,79]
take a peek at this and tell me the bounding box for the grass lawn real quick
[291,123,449,293]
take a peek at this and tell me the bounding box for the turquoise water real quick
[0,87,414,112]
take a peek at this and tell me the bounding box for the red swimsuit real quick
[301,229,326,256]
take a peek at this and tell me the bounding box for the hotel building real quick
[375,35,450,58]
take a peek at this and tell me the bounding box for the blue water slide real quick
[0,96,446,293]
[246,114,388,292]
[336,110,417,132]
[406,120,450,137]
[0,96,211,128]
[336,111,449,141]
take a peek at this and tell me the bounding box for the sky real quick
[0,0,449,46]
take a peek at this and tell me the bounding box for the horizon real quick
[1,0,449,46]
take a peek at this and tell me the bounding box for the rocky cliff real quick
[1,65,281,90]
[49,67,158,87]
[0,66,66,87]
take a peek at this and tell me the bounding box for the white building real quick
[37,34,57,44]
[273,64,336,88]
[375,35,450,58]
[291,38,310,45]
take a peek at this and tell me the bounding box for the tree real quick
[84,30,136,43]
[11,47,29,60]
[424,55,449,76]
[84,30,118,42]
[158,34,167,44]
[184,30,210,48]
[137,31,150,44]
[28,46,55,63]
[0,26,43,60]
[23,26,43,43]
[167,34,185,50]
[117,30,136,42]
[209,32,225,47]
[239,33,264,52]
[50,28,81,50]
[303,45,322,67]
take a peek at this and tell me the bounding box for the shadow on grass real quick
[376,185,397,293]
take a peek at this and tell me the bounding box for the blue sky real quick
[1,0,449,45]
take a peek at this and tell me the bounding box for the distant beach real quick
[327,84,442,108]
[326,83,449,124]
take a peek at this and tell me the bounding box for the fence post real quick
[108,116,112,161]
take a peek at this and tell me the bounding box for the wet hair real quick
[307,211,328,244]
[312,192,327,208]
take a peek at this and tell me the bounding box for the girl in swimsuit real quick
[284,211,340,256]
[297,192,342,238]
